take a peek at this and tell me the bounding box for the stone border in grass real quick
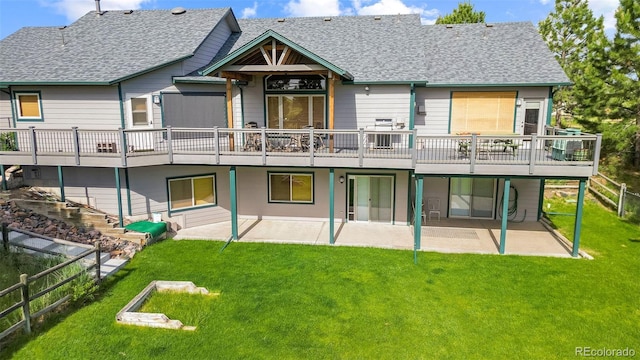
[115,280,219,331]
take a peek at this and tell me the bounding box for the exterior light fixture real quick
[339,176,345,183]
[153,95,161,104]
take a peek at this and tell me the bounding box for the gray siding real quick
[497,178,540,222]
[0,91,11,127]
[12,86,121,130]
[23,166,124,214]
[240,80,265,127]
[334,83,411,129]
[183,18,232,74]
[127,165,231,229]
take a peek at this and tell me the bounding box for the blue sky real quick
[0,0,620,40]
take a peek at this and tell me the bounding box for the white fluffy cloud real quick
[285,0,342,17]
[284,0,438,23]
[539,0,551,5]
[241,2,259,18]
[587,0,620,30]
[40,0,152,21]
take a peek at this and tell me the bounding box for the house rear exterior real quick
[0,7,600,255]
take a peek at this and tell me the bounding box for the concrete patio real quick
[174,217,580,258]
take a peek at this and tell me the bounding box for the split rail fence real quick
[0,224,101,341]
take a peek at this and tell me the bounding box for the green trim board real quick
[57,166,65,202]
[267,171,315,204]
[342,81,428,86]
[201,30,354,80]
[423,82,572,88]
[125,168,132,216]
[13,90,44,122]
[115,168,124,228]
[118,83,125,129]
[329,168,335,244]
[546,87,554,125]
[513,90,519,133]
[8,86,16,128]
[406,170,413,226]
[0,164,6,191]
[537,178,545,221]
[165,172,218,217]
[230,166,238,240]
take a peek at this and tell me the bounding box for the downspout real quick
[409,83,415,147]
[118,83,125,129]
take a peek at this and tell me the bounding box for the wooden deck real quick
[0,127,601,177]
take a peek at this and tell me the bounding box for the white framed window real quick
[15,92,43,121]
[168,174,216,211]
[126,95,153,128]
[268,172,314,203]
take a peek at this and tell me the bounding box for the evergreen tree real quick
[538,0,607,128]
[435,2,485,24]
[608,0,640,167]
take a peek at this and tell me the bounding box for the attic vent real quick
[277,18,286,22]
[485,23,494,27]
[374,16,381,20]
[124,10,133,14]
[171,7,186,15]
[445,24,453,28]
[324,17,331,21]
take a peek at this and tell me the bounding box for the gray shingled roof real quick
[206,16,569,85]
[0,8,233,84]
[1,8,569,86]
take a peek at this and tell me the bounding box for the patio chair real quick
[427,198,441,221]
[412,201,427,224]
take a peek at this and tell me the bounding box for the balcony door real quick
[449,178,495,218]
[523,99,544,135]
[348,175,394,223]
[266,95,325,129]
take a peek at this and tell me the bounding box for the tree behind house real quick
[435,1,485,24]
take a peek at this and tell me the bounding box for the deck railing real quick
[0,126,601,174]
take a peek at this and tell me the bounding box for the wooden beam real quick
[277,46,290,65]
[220,71,253,82]
[271,39,277,65]
[226,78,235,151]
[224,64,327,72]
[328,71,335,152]
[259,46,272,65]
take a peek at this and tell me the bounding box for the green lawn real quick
[3,198,639,359]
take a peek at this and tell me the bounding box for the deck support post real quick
[230,166,238,240]
[499,177,511,254]
[57,166,65,202]
[329,168,335,245]
[413,174,424,263]
[115,168,124,228]
[572,178,586,257]
[538,178,545,221]
[0,164,6,191]
[124,168,132,216]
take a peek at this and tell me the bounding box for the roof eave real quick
[423,82,573,87]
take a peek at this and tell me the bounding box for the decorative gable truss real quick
[201,30,353,81]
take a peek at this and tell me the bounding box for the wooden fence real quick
[588,173,639,219]
[0,224,101,341]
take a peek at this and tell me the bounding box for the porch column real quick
[0,164,6,191]
[226,78,235,151]
[230,166,238,240]
[57,166,65,202]
[572,178,586,257]
[413,175,424,261]
[114,168,123,228]
[329,168,335,244]
[328,71,335,152]
[499,178,511,254]
[537,178,546,221]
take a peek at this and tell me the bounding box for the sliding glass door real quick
[348,175,394,223]
[449,178,495,218]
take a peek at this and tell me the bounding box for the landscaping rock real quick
[1,200,140,259]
